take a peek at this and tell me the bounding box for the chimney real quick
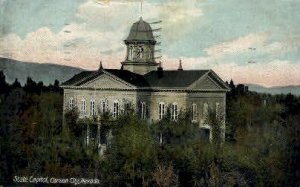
[157,61,163,78]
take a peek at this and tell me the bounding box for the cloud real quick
[213,60,300,87]
[0,26,124,70]
[0,0,204,69]
[161,55,300,87]
[204,33,269,57]
[1,0,299,87]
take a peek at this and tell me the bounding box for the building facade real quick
[61,17,230,142]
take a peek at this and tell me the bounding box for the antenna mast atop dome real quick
[140,0,143,17]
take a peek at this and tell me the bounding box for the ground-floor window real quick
[199,128,210,141]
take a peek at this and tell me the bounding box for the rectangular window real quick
[192,103,197,122]
[159,103,165,120]
[90,100,95,116]
[140,102,146,119]
[171,104,178,121]
[113,101,119,118]
[102,101,107,113]
[69,98,74,110]
[216,102,220,119]
[203,103,209,123]
[81,99,86,115]
[124,102,131,114]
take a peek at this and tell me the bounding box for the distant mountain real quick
[1,57,299,95]
[246,84,300,96]
[0,57,83,85]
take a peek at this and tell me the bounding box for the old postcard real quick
[0,0,299,186]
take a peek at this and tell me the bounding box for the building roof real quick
[144,70,209,88]
[125,17,156,42]
[61,69,149,87]
[62,69,229,90]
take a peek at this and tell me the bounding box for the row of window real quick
[158,103,178,121]
[68,98,146,119]
[68,98,220,121]
[192,102,220,123]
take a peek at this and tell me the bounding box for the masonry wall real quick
[187,92,226,141]
[147,91,187,121]
[63,88,138,118]
[63,88,226,141]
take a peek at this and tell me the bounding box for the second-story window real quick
[159,102,165,120]
[192,103,198,122]
[140,102,146,119]
[101,100,108,113]
[69,97,74,110]
[90,100,96,116]
[171,103,178,121]
[203,102,209,121]
[81,99,86,115]
[216,102,220,119]
[113,101,119,118]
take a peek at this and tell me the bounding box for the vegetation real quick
[0,71,299,186]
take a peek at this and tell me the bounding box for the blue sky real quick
[0,0,300,86]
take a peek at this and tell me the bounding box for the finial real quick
[178,59,183,71]
[99,60,103,70]
[140,0,143,18]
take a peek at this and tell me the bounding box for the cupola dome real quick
[125,17,156,43]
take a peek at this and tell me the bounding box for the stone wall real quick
[63,88,226,141]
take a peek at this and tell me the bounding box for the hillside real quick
[246,84,300,96]
[0,57,82,85]
[1,57,299,95]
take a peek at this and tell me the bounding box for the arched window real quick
[140,102,146,119]
[171,103,178,121]
[90,100,96,116]
[192,103,198,122]
[159,102,165,120]
[203,102,209,120]
[216,102,220,119]
[101,100,108,113]
[69,97,74,110]
[113,101,119,118]
[81,99,86,115]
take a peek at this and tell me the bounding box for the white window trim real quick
[140,102,146,119]
[171,103,179,121]
[113,101,119,118]
[81,99,86,115]
[159,102,165,120]
[90,99,96,116]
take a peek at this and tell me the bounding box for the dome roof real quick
[125,17,156,42]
